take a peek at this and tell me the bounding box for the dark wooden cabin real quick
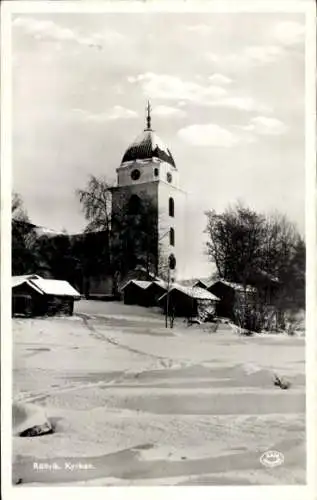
[12,276,80,317]
[146,281,167,306]
[208,280,257,320]
[158,284,219,321]
[121,280,152,307]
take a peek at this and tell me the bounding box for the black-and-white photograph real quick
[4,0,314,491]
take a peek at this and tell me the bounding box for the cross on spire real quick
[146,100,152,130]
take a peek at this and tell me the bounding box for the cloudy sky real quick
[12,11,305,278]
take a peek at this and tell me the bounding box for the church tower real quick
[111,102,186,280]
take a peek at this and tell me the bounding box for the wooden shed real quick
[12,276,81,317]
[158,284,219,321]
[12,275,43,316]
[121,280,152,307]
[207,280,257,320]
[146,280,167,306]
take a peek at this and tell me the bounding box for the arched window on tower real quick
[170,228,175,247]
[128,194,142,215]
[169,197,175,217]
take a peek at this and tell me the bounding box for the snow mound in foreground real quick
[12,402,52,437]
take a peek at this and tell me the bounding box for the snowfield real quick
[12,300,305,486]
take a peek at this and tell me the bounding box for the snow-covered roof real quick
[256,269,280,283]
[174,284,220,300]
[178,278,198,287]
[193,278,214,289]
[13,219,64,238]
[35,227,64,237]
[210,280,257,293]
[12,275,41,288]
[28,278,80,297]
[121,279,152,291]
[159,283,219,302]
[121,129,176,168]
[152,279,168,289]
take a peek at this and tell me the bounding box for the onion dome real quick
[121,102,176,167]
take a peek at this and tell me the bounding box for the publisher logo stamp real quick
[260,450,284,468]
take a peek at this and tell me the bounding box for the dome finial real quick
[146,100,152,130]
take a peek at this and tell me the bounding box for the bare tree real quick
[76,175,113,233]
[76,176,161,292]
[76,175,113,273]
[205,202,305,332]
[205,202,265,284]
[12,192,39,275]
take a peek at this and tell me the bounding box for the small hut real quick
[158,284,219,321]
[146,280,167,306]
[12,276,81,316]
[12,276,41,316]
[207,280,257,320]
[121,280,152,307]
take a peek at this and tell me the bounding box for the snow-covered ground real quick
[12,300,305,486]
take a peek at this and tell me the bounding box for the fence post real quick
[165,267,170,328]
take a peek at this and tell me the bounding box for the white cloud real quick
[178,117,285,149]
[89,31,126,47]
[244,45,285,64]
[185,24,212,35]
[129,73,268,113]
[205,44,286,68]
[273,21,305,46]
[73,106,138,122]
[178,123,240,148]
[14,17,71,40]
[152,105,186,118]
[12,16,123,49]
[206,53,220,64]
[178,115,287,150]
[239,116,288,135]
[210,96,272,114]
[128,72,227,104]
[208,73,232,85]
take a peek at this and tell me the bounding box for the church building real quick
[110,102,187,285]
[27,103,188,298]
